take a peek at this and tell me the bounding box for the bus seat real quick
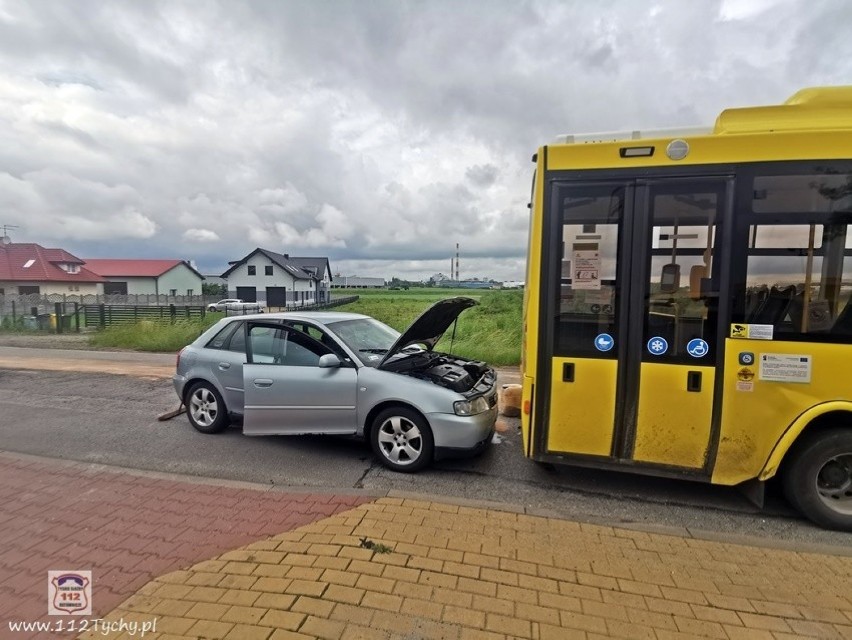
[745,285,769,321]
[788,290,805,331]
[750,285,795,325]
[830,300,852,335]
[689,265,706,300]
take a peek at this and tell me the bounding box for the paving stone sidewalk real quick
[87,497,852,640]
[0,453,372,640]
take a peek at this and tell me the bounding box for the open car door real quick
[242,321,358,435]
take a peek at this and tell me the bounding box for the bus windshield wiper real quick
[359,348,388,353]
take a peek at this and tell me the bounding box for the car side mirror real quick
[318,353,342,368]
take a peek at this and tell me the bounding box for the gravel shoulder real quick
[0,332,95,350]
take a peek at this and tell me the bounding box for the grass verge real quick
[88,317,218,352]
[84,289,523,365]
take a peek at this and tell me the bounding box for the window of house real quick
[18,285,40,295]
[248,265,256,276]
[187,289,193,296]
[169,289,177,296]
[265,265,273,276]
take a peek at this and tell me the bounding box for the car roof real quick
[226,311,370,325]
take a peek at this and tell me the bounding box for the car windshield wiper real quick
[359,348,389,354]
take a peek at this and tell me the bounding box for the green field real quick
[332,288,522,365]
[84,288,523,365]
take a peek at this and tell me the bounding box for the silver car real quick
[206,299,264,313]
[173,297,498,471]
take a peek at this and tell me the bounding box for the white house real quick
[83,259,205,296]
[221,249,332,307]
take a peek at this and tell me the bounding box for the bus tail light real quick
[523,400,531,415]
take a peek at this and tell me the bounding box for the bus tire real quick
[783,428,852,531]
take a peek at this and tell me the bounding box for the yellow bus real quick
[521,86,852,530]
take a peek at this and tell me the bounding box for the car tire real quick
[370,407,434,473]
[185,382,229,434]
[783,428,852,531]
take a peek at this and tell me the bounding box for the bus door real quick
[628,178,732,469]
[545,177,732,471]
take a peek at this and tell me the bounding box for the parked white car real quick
[206,299,264,313]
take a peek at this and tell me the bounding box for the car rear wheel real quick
[370,407,434,473]
[186,382,229,434]
[783,428,852,531]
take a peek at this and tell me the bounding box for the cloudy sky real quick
[1,0,851,281]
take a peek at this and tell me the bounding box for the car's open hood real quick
[377,297,477,368]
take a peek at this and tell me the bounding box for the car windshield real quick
[326,318,401,367]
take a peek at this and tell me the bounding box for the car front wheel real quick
[186,382,229,434]
[783,428,852,531]
[370,407,434,473]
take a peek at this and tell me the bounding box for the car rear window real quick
[205,321,241,350]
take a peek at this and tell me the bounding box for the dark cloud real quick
[0,0,849,281]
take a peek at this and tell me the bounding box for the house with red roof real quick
[0,241,106,296]
[83,259,205,296]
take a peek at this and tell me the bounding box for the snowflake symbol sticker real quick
[647,336,668,355]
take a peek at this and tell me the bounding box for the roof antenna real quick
[0,224,18,245]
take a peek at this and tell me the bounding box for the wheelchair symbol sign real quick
[687,339,709,358]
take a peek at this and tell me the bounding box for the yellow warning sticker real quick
[737,367,755,382]
[730,323,774,340]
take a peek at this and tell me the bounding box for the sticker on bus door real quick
[571,243,601,290]
[759,354,812,383]
[730,323,774,340]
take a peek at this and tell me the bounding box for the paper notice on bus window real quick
[759,354,812,383]
[571,246,601,290]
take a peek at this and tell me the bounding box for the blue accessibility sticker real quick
[686,338,709,358]
[594,333,614,352]
[647,336,668,355]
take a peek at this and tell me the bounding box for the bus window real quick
[554,184,624,357]
[737,170,852,339]
[644,185,722,362]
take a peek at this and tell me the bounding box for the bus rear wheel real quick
[783,428,852,531]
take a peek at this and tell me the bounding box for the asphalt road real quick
[0,366,850,550]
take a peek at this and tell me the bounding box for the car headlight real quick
[453,396,490,416]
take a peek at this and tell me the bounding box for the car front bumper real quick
[427,404,497,457]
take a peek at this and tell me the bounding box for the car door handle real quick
[218,362,231,370]
[253,379,274,388]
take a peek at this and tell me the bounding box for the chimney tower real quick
[455,243,460,281]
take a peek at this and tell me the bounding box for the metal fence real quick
[0,293,359,333]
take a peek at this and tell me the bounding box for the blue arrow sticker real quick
[686,338,709,358]
[647,336,668,355]
[594,333,614,352]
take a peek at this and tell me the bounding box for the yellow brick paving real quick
[81,498,852,640]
